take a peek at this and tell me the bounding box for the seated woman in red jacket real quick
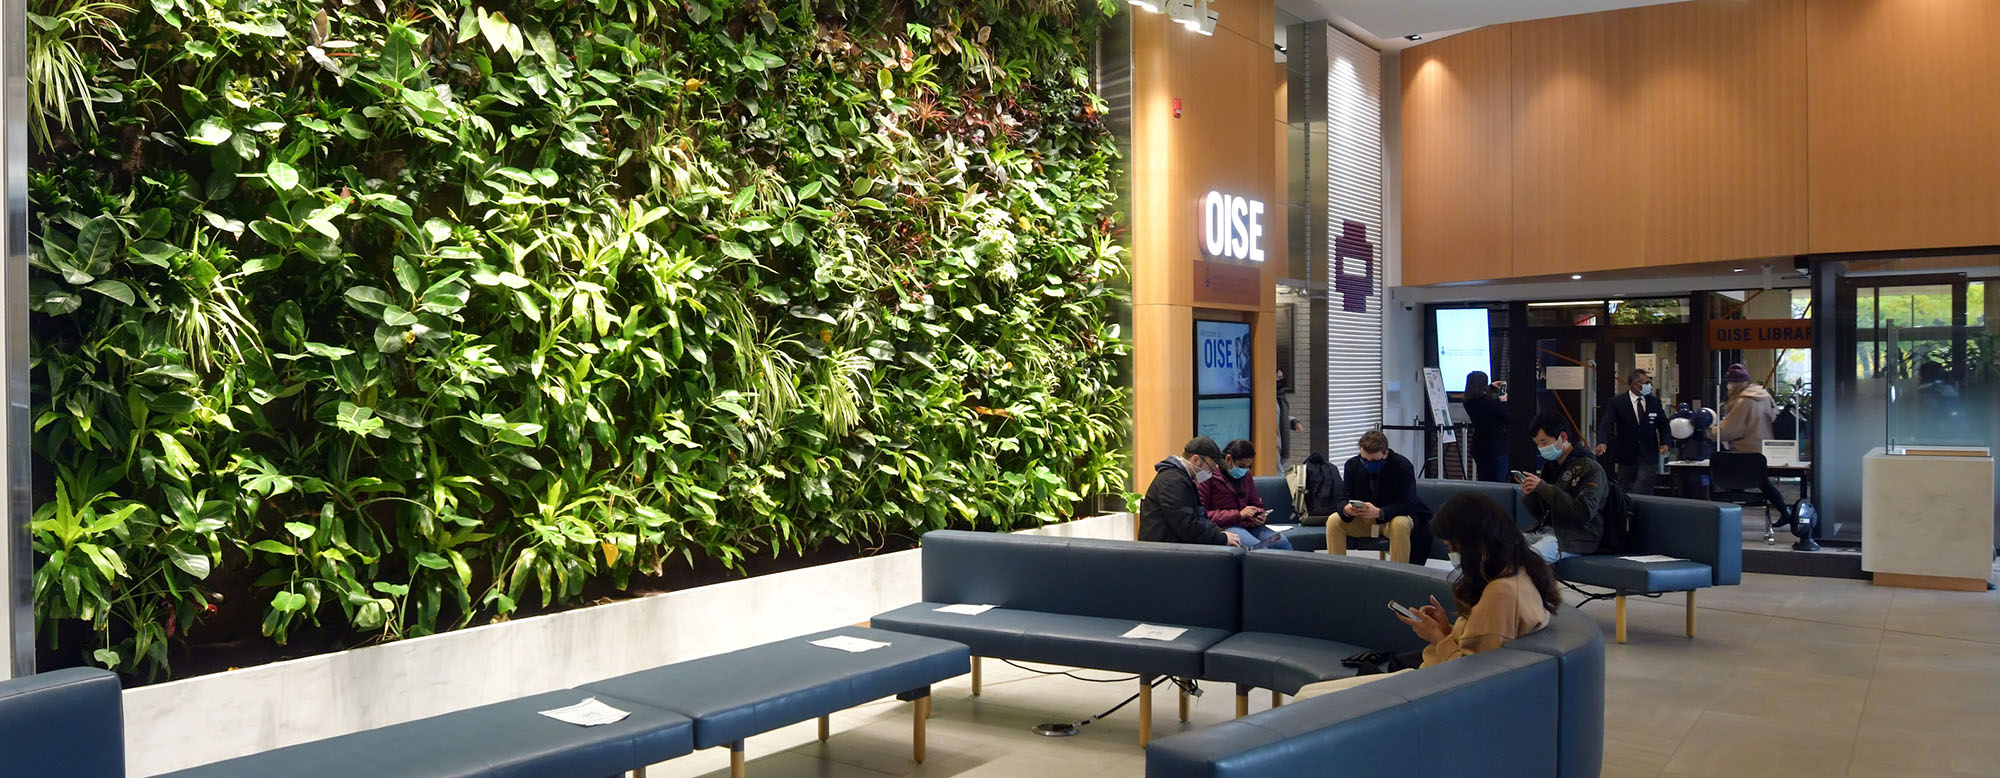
[1196,439,1293,550]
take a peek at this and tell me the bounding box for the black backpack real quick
[1301,453,1344,524]
[1596,476,1636,554]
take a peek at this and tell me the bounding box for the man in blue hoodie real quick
[1139,436,1242,546]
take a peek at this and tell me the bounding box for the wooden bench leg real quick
[913,695,929,763]
[1615,595,1628,644]
[1235,688,1249,718]
[818,715,830,742]
[1138,676,1155,746]
[631,768,647,778]
[729,741,745,778]
[1270,689,1283,708]
[1178,685,1190,723]
[970,656,982,696]
[1686,590,1697,639]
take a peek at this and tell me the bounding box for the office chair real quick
[1710,451,1776,543]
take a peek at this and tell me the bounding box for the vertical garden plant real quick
[27,0,1131,679]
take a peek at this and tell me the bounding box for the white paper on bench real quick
[1620,554,1688,564]
[811,635,893,653]
[538,697,632,727]
[1121,624,1188,641]
[935,603,996,615]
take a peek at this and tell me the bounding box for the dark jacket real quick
[1140,458,1229,545]
[1197,471,1266,529]
[1525,447,1608,555]
[1596,391,1671,466]
[1340,451,1430,523]
[1462,392,1512,460]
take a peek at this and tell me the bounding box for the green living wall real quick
[29,0,1129,679]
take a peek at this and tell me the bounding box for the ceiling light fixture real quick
[1129,0,1160,12]
[1733,268,1745,272]
[1406,35,1423,41]
[1570,274,1583,280]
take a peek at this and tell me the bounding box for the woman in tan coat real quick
[1717,362,1793,526]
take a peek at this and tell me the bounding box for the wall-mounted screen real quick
[1196,397,1253,447]
[1195,320,1253,397]
[1435,308,1492,392]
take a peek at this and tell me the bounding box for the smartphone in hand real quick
[1510,471,1530,484]
[1387,601,1418,620]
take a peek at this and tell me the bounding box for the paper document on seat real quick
[811,635,893,653]
[538,697,632,727]
[935,603,996,615]
[1621,555,1686,564]
[1122,624,1188,641]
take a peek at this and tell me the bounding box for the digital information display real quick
[1196,397,1253,447]
[1434,308,1492,393]
[1195,320,1253,397]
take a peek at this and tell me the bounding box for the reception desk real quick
[1861,447,1996,591]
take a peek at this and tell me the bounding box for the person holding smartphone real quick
[1297,493,1558,696]
[1139,436,1243,547]
[1197,439,1293,550]
[1333,430,1432,564]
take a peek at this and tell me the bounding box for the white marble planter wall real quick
[123,513,1133,776]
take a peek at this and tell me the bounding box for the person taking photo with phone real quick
[1333,430,1432,564]
[1197,439,1293,550]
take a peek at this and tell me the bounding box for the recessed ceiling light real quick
[1733,268,1745,272]
[1406,35,1423,41]
[1570,274,1583,280]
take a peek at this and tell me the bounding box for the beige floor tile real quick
[1866,664,2000,717]
[1603,702,1703,773]
[1874,631,2000,676]
[1704,666,1870,730]
[1850,725,2000,778]
[1885,586,2000,645]
[1661,711,1855,778]
[1846,764,2000,778]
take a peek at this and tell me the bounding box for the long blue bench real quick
[140,627,964,778]
[871,529,1603,777]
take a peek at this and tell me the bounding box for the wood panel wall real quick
[1807,0,2000,254]
[1400,0,2000,286]
[1130,1,1281,491]
[1400,26,1513,286]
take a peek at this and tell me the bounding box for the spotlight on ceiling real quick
[1406,34,1423,41]
[1129,0,1160,12]
[1570,274,1583,280]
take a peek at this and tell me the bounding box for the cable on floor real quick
[1000,659,1141,684]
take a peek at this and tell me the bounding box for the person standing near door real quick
[1594,368,1670,497]
[1462,371,1512,483]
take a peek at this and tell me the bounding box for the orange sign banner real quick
[1708,319,1812,350]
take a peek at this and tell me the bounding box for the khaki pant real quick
[1328,515,1414,562]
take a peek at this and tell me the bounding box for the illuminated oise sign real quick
[1200,191,1265,262]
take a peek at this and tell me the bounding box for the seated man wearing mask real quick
[1334,430,1432,564]
[1520,412,1608,563]
[1139,436,1243,547]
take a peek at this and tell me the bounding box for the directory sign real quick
[1195,320,1253,397]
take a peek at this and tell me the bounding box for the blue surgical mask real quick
[1362,459,1385,475]
[1538,442,1563,462]
[1640,384,1654,396]
[1228,466,1249,480]
[1447,551,1461,568]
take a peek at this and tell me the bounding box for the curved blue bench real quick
[872,529,1604,778]
[0,667,125,778]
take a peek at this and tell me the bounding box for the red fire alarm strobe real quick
[1172,97,1182,118]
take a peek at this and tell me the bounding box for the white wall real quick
[1323,26,1385,463]
[123,514,1133,777]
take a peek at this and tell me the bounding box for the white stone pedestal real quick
[1862,447,1996,591]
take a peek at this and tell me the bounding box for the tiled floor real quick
[640,571,2000,778]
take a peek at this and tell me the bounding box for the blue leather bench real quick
[872,529,1604,777]
[156,689,694,778]
[0,667,125,778]
[152,626,964,778]
[1202,552,1451,712]
[578,626,966,775]
[1413,478,1743,643]
[871,530,1243,744]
